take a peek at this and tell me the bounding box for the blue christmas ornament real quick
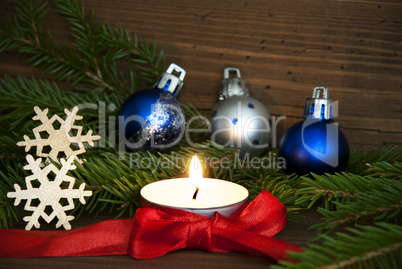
[119,64,186,150]
[279,87,349,175]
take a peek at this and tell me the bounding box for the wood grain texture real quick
[1,0,401,150]
[0,1,401,267]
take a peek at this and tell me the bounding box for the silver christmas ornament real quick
[211,68,271,158]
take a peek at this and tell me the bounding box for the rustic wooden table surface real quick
[0,0,401,268]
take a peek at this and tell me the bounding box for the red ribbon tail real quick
[212,230,303,262]
[0,219,134,257]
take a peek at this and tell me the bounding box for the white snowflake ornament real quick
[7,155,92,230]
[17,106,101,163]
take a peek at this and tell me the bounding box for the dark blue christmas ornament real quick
[279,87,349,175]
[119,64,186,150]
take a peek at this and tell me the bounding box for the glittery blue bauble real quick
[119,88,185,150]
[279,119,349,175]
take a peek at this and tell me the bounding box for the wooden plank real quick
[0,0,401,151]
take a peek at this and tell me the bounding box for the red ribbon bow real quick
[0,190,301,261]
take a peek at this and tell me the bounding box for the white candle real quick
[140,156,249,217]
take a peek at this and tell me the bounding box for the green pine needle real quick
[0,0,164,94]
[311,181,402,232]
[273,222,402,269]
[295,171,400,210]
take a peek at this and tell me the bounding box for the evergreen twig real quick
[273,223,402,269]
[0,0,164,93]
[312,183,402,232]
[295,172,399,210]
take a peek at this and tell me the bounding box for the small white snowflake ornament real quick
[17,106,101,163]
[7,155,92,230]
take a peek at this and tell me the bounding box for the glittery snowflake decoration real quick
[17,106,101,163]
[7,155,92,230]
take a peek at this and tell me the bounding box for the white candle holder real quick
[140,178,249,217]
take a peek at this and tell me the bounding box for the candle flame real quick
[189,155,203,180]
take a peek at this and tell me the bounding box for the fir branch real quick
[0,0,48,50]
[366,161,402,180]
[295,172,399,210]
[180,102,210,144]
[0,158,28,228]
[69,141,249,219]
[53,0,115,91]
[0,0,164,93]
[326,204,401,227]
[68,153,152,218]
[117,140,240,180]
[347,146,402,175]
[312,183,402,232]
[243,169,305,222]
[313,189,360,198]
[69,142,241,219]
[1,4,94,89]
[273,222,402,269]
[102,26,164,88]
[321,242,401,269]
[0,75,123,131]
[0,135,26,160]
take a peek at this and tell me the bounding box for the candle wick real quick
[192,186,199,200]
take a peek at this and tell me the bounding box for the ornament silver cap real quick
[155,63,186,97]
[304,86,333,120]
[219,67,250,100]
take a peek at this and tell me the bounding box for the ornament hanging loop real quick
[219,67,249,100]
[304,86,333,120]
[312,86,329,99]
[223,67,241,79]
[155,63,186,97]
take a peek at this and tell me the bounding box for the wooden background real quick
[0,0,401,268]
[1,0,402,151]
